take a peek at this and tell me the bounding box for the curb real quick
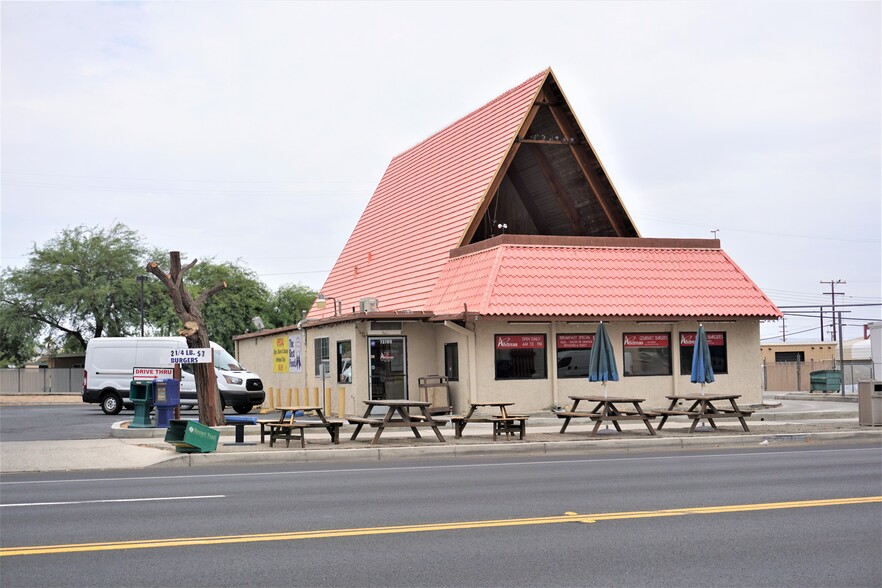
[148,430,882,469]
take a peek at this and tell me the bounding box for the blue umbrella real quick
[691,324,715,394]
[588,322,619,397]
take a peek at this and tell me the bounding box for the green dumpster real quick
[164,419,219,453]
[810,370,842,393]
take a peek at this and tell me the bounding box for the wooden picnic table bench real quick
[348,400,447,446]
[259,405,343,447]
[657,394,753,433]
[450,402,528,440]
[558,396,657,437]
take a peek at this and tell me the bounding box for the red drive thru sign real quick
[133,367,175,380]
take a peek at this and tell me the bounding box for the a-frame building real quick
[236,68,780,414]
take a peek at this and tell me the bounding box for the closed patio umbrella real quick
[588,322,619,398]
[691,324,715,395]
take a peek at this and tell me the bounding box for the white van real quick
[83,337,265,415]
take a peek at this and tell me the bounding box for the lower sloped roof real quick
[427,236,782,319]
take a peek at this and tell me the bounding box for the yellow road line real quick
[2,496,879,557]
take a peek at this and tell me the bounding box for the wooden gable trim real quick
[460,71,551,246]
[545,70,640,237]
[545,103,627,237]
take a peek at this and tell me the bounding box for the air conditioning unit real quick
[359,297,379,313]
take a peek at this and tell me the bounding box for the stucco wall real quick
[470,320,763,412]
[237,317,764,416]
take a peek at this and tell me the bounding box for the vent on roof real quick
[360,297,379,313]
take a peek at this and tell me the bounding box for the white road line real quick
[1,495,225,507]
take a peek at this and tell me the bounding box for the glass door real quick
[369,337,407,402]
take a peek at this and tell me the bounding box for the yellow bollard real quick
[286,388,292,406]
[324,387,331,412]
[293,387,300,405]
[267,386,275,409]
[337,388,345,417]
[313,387,319,406]
[275,388,282,407]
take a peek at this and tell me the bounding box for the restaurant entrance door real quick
[369,337,407,403]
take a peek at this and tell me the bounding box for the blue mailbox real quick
[154,378,181,428]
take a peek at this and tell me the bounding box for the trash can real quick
[129,380,154,428]
[164,419,220,453]
[858,380,882,426]
[153,379,180,428]
[810,370,842,393]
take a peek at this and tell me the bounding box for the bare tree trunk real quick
[147,251,227,426]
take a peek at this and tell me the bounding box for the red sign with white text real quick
[496,335,546,350]
[623,333,670,348]
[679,332,725,347]
[556,334,595,349]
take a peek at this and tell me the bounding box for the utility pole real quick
[781,315,786,342]
[820,280,845,341]
[819,306,824,342]
[837,311,846,395]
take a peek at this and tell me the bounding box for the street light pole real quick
[136,275,147,337]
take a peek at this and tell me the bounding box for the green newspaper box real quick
[164,419,219,453]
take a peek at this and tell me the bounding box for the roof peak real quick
[390,68,550,161]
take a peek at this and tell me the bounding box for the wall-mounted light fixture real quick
[316,292,341,316]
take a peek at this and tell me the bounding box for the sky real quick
[2,1,880,344]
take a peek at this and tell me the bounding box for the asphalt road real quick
[0,404,203,441]
[1,444,880,587]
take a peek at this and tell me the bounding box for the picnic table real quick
[557,395,657,437]
[259,405,343,448]
[347,399,447,446]
[657,394,753,433]
[450,402,528,440]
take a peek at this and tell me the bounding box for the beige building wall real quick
[760,343,837,364]
[469,319,763,412]
[236,316,764,416]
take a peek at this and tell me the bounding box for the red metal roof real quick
[311,70,549,318]
[427,240,782,319]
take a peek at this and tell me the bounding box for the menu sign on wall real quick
[679,332,725,347]
[495,335,546,349]
[623,333,670,348]
[556,334,595,349]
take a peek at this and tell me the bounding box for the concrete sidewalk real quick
[0,393,878,474]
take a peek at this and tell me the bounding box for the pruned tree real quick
[147,251,227,426]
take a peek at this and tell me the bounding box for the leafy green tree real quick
[0,223,149,361]
[0,280,42,365]
[148,258,272,352]
[266,284,317,329]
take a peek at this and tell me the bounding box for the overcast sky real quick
[2,1,879,343]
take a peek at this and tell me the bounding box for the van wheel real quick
[233,405,252,415]
[101,393,123,415]
[180,405,195,410]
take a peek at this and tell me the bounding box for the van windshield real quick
[213,347,244,371]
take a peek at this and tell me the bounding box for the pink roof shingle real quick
[310,70,549,319]
[427,242,782,319]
